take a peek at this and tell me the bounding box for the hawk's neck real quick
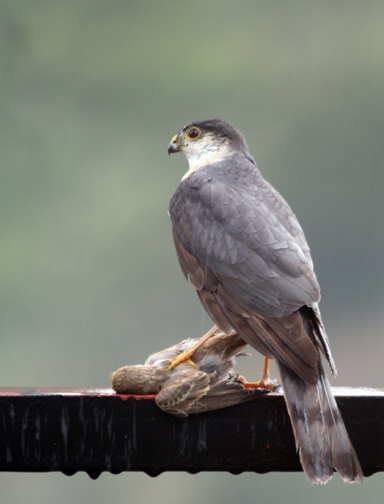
[182,145,233,181]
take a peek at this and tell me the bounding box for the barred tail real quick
[278,360,363,484]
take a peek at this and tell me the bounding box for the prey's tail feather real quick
[278,360,363,484]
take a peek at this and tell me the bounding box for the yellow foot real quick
[168,351,196,370]
[236,373,277,392]
[168,325,219,370]
[242,379,277,392]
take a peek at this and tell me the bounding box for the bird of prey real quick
[111,331,269,417]
[167,119,363,484]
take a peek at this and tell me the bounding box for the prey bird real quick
[111,331,269,418]
[167,119,363,484]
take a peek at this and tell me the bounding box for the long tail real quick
[278,359,363,484]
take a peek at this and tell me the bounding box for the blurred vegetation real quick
[0,1,383,503]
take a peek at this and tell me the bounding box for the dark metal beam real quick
[0,387,382,480]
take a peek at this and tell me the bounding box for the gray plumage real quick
[111,331,268,418]
[168,119,363,483]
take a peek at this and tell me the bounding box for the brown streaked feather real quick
[112,331,270,418]
[193,330,246,359]
[155,364,212,418]
[180,379,268,416]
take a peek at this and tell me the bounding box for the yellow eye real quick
[186,127,201,140]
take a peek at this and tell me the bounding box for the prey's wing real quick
[155,364,212,418]
[186,379,270,415]
[156,362,269,417]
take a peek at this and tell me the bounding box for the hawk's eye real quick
[186,127,201,140]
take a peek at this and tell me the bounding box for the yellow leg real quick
[168,325,219,370]
[237,357,277,391]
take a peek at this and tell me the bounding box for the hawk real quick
[167,119,363,484]
[111,331,268,417]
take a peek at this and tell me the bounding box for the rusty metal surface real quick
[0,387,382,479]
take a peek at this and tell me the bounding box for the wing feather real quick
[170,157,320,319]
[169,154,330,379]
[155,365,212,418]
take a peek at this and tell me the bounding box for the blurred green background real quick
[0,1,383,502]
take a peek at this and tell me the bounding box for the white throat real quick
[182,141,231,181]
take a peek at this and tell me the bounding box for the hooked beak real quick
[168,134,183,155]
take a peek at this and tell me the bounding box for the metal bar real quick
[0,387,382,479]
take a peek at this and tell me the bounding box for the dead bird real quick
[110,331,271,417]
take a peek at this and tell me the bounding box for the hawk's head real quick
[168,119,249,179]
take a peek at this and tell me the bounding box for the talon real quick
[242,379,277,392]
[168,325,219,370]
[168,351,193,370]
[236,357,278,391]
[185,358,199,368]
[168,355,199,370]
